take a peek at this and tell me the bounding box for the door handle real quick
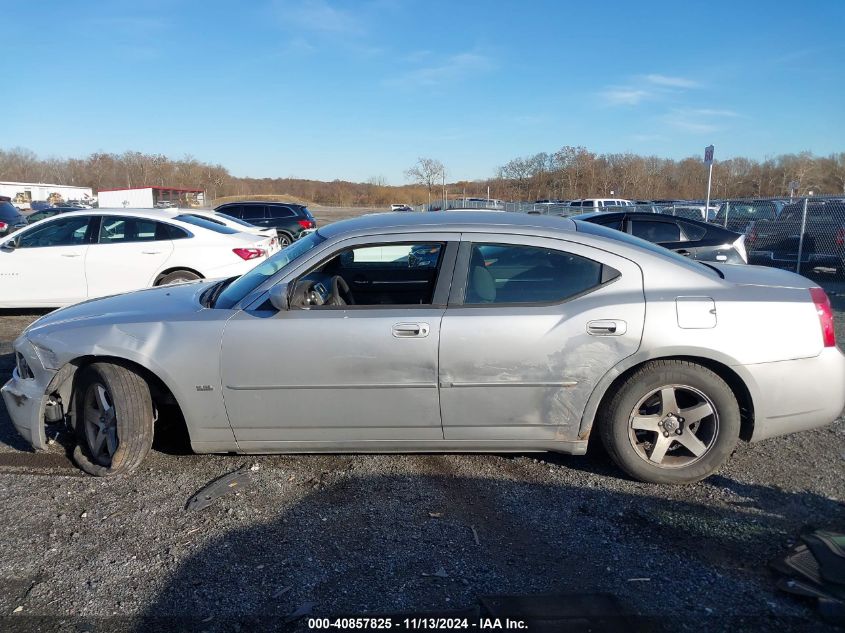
[61,253,81,258]
[676,249,691,257]
[587,320,627,336]
[392,322,430,338]
[142,250,162,255]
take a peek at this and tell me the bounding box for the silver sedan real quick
[3,212,844,483]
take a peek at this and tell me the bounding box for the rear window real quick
[717,201,776,220]
[174,214,238,234]
[0,201,23,220]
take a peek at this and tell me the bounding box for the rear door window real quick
[221,205,243,218]
[464,243,605,305]
[98,216,169,243]
[630,219,682,243]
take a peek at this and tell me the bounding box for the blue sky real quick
[2,0,843,184]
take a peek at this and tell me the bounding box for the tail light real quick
[297,219,315,229]
[233,247,266,261]
[809,287,836,347]
[746,227,757,247]
[0,221,7,232]
[835,227,845,247]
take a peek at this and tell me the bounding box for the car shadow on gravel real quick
[126,472,843,633]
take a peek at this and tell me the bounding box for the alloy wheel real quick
[627,384,719,468]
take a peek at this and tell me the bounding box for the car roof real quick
[317,210,577,239]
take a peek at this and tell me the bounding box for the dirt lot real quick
[0,275,843,631]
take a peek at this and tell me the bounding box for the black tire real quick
[72,362,154,476]
[155,270,201,286]
[598,360,740,485]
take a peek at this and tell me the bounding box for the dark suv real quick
[214,202,316,246]
[0,198,27,238]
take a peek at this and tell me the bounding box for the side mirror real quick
[0,241,16,252]
[268,282,290,311]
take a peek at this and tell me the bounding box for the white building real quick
[97,187,204,208]
[0,181,94,210]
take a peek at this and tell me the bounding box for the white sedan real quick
[0,208,273,308]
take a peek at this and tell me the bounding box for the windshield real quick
[214,230,326,308]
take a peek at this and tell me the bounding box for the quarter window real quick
[268,206,295,219]
[16,216,92,248]
[464,243,606,305]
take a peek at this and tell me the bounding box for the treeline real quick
[492,147,845,201]
[2,146,844,207]
[0,147,425,206]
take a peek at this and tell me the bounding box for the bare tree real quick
[404,157,445,206]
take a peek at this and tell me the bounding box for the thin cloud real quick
[388,52,493,88]
[662,108,737,134]
[600,72,700,106]
[642,74,700,88]
[601,88,651,105]
[273,0,362,34]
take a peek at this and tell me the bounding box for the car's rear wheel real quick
[72,363,154,476]
[155,270,201,286]
[598,360,740,484]
[277,233,292,247]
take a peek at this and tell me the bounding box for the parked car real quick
[214,201,317,246]
[29,201,53,212]
[4,212,842,484]
[569,198,634,210]
[715,199,786,234]
[0,198,28,238]
[576,211,747,263]
[177,210,277,238]
[0,209,274,308]
[26,205,86,224]
[748,200,845,274]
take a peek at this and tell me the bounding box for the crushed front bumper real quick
[1,369,49,450]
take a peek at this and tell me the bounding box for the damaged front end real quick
[1,338,70,451]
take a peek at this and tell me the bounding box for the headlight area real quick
[15,351,34,380]
[13,340,65,424]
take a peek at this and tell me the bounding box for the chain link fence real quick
[719,196,845,274]
[411,195,845,275]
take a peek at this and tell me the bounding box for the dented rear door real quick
[438,234,645,442]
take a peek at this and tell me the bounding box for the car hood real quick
[25,281,214,338]
[710,263,816,289]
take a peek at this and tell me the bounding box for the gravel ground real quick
[0,279,843,632]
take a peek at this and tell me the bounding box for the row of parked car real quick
[0,200,319,308]
[557,197,845,275]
